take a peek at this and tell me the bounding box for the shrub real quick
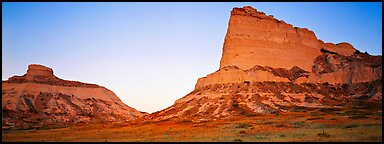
[306,117,323,120]
[349,114,368,119]
[290,121,306,128]
[317,131,330,138]
[343,123,359,129]
[318,108,339,113]
[234,123,253,129]
[309,111,322,116]
[233,139,243,142]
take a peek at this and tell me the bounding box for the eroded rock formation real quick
[207,6,381,86]
[148,6,382,121]
[148,80,381,121]
[2,64,147,130]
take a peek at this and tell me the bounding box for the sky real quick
[2,2,382,113]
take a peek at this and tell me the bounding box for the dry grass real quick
[2,107,382,142]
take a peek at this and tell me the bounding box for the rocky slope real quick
[196,49,382,88]
[148,6,382,121]
[2,64,146,130]
[148,80,381,121]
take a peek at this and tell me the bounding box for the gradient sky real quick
[2,2,382,113]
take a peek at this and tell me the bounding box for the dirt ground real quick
[2,106,382,142]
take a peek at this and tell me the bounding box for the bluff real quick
[147,6,382,121]
[196,6,381,88]
[2,64,146,130]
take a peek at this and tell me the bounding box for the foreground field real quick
[2,105,382,142]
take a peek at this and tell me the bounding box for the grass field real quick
[2,106,382,142]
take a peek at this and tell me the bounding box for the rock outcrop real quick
[300,49,382,84]
[148,6,382,121]
[195,65,310,89]
[26,64,54,78]
[2,64,147,130]
[220,6,323,71]
[211,6,381,86]
[148,80,381,121]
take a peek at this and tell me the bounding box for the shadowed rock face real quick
[149,6,382,121]
[194,65,310,90]
[2,64,147,130]
[304,50,382,84]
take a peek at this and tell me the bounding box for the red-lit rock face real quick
[2,64,147,130]
[202,6,381,86]
[26,64,54,77]
[220,6,323,71]
[148,6,382,121]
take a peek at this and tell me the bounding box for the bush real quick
[309,111,322,116]
[234,123,253,129]
[343,123,359,129]
[318,108,339,113]
[290,121,306,128]
[349,114,368,119]
[274,123,289,128]
[231,101,239,107]
[233,139,243,142]
[306,117,323,120]
[317,131,330,138]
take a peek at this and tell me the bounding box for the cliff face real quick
[198,6,381,87]
[2,64,146,130]
[220,6,323,71]
[302,50,382,84]
[149,6,382,121]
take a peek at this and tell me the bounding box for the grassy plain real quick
[2,105,382,142]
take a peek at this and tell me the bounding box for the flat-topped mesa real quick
[220,6,357,72]
[26,64,55,78]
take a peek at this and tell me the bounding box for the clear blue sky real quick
[2,2,382,113]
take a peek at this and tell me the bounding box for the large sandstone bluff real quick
[148,6,382,121]
[2,64,146,130]
[196,6,381,88]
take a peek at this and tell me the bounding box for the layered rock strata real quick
[2,64,146,130]
[206,6,381,86]
[148,6,382,121]
[148,80,381,121]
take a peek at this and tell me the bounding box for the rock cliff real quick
[205,6,381,86]
[148,6,382,121]
[2,64,146,130]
